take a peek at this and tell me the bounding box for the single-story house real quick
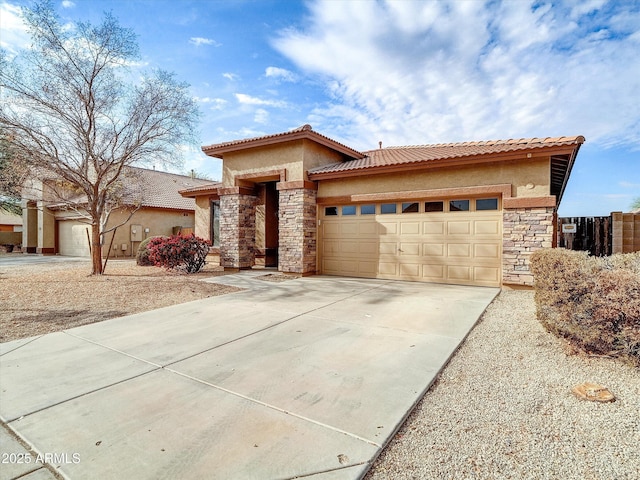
[21,167,213,257]
[180,124,584,287]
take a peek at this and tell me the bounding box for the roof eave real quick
[308,143,584,181]
[202,130,365,160]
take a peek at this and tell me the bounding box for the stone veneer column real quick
[278,185,317,274]
[219,188,257,269]
[502,207,555,286]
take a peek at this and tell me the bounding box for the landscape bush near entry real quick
[147,234,211,273]
[136,236,167,266]
[530,249,640,367]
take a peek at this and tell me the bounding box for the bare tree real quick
[0,133,28,215]
[0,1,199,274]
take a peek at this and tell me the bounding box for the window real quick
[325,206,338,216]
[424,201,444,212]
[210,200,220,247]
[476,198,499,211]
[402,202,419,213]
[342,205,356,215]
[450,200,469,211]
[381,203,397,214]
[361,204,376,215]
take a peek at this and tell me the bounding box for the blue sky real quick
[1,0,639,216]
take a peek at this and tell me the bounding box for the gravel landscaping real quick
[0,257,241,342]
[366,289,639,480]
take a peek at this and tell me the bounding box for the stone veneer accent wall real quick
[219,193,257,269]
[278,188,317,274]
[502,207,555,285]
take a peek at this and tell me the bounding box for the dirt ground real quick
[0,256,243,343]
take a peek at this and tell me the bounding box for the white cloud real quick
[189,37,221,47]
[222,72,239,81]
[273,0,640,150]
[194,96,227,110]
[265,66,297,82]
[61,0,75,8]
[0,2,29,53]
[254,108,269,124]
[235,93,287,108]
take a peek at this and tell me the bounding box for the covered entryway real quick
[320,197,502,287]
[57,220,92,257]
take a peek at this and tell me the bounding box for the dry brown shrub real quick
[530,249,640,367]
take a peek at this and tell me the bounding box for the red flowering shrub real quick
[147,234,211,273]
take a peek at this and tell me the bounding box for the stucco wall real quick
[102,208,195,258]
[223,142,304,186]
[194,196,211,241]
[222,139,345,186]
[317,157,550,199]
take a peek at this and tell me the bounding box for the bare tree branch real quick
[0,1,199,273]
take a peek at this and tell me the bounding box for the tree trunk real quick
[91,222,103,275]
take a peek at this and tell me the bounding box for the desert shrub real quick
[147,234,211,273]
[136,236,167,266]
[531,249,640,366]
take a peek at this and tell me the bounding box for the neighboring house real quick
[0,210,23,248]
[181,125,584,288]
[21,167,213,258]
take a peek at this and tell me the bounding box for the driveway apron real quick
[0,274,498,480]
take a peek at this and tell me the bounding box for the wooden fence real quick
[557,216,611,256]
[558,212,640,256]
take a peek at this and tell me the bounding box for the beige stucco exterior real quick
[317,157,550,200]
[102,208,195,258]
[222,139,345,186]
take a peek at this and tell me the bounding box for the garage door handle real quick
[398,248,403,253]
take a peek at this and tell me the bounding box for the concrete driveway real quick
[0,254,89,267]
[0,273,499,480]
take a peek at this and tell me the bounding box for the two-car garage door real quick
[320,198,502,287]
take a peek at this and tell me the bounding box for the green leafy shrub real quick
[530,249,640,366]
[136,236,167,266]
[147,234,211,273]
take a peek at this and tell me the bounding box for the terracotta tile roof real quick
[308,136,585,176]
[202,124,365,160]
[132,167,214,210]
[178,182,222,197]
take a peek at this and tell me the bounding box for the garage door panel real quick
[399,263,420,277]
[423,243,445,256]
[448,221,471,235]
[448,265,472,281]
[359,223,377,235]
[321,202,501,287]
[379,222,398,235]
[359,242,377,255]
[379,242,396,255]
[340,222,359,236]
[448,243,471,258]
[399,243,420,256]
[474,266,500,283]
[378,262,397,275]
[475,220,500,235]
[340,241,359,254]
[323,240,340,254]
[474,243,500,259]
[423,221,445,235]
[400,222,420,235]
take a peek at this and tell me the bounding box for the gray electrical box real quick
[130,224,143,242]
